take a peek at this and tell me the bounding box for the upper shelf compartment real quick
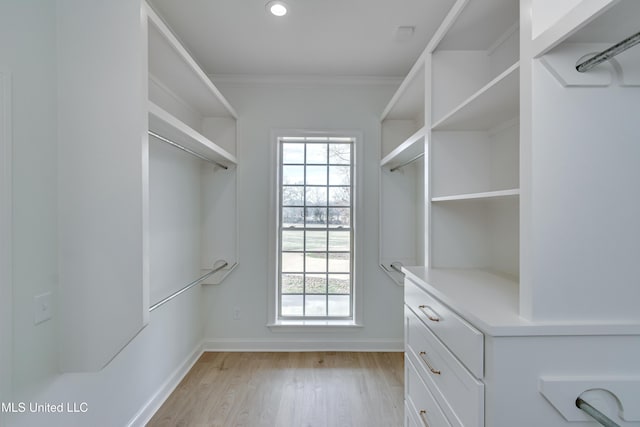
[380,60,425,160]
[145,2,237,157]
[432,62,519,131]
[149,102,237,168]
[380,126,425,170]
[432,0,519,126]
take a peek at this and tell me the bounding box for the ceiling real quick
[148,0,456,78]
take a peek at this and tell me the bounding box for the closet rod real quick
[390,153,424,172]
[576,30,640,72]
[149,261,228,312]
[381,262,404,275]
[148,130,228,170]
[576,397,620,427]
[390,262,404,274]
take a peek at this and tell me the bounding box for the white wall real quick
[202,79,405,350]
[0,1,59,411]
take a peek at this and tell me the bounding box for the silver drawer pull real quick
[418,305,440,322]
[419,410,430,427]
[419,351,441,375]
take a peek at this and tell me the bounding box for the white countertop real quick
[403,267,640,337]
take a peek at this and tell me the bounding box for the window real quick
[277,135,355,320]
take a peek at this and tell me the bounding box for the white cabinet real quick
[393,0,640,424]
[405,271,640,427]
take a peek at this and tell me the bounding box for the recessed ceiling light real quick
[266,0,288,17]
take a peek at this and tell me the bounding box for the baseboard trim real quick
[126,341,204,427]
[203,338,404,352]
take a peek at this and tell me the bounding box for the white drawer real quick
[406,355,452,427]
[405,277,484,378]
[407,309,484,427]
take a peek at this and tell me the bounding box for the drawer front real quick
[406,355,452,427]
[405,277,484,378]
[407,310,484,427]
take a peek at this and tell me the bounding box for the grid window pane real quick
[306,230,327,251]
[328,231,350,251]
[305,207,328,227]
[282,274,303,293]
[329,144,351,164]
[305,253,327,272]
[328,208,350,227]
[328,274,350,294]
[329,166,350,185]
[306,166,327,185]
[305,187,327,206]
[282,207,304,227]
[282,187,304,206]
[306,144,327,164]
[282,165,304,185]
[328,295,350,316]
[329,187,350,206]
[305,274,327,294]
[305,295,327,316]
[282,252,303,272]
[282,230,303,251]
[278,137,354,319]
[282,295,303,316]
[282,143,304,163]
[328,253,350,273]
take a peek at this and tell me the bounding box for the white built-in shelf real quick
[432,63,519,131]
[146,3,237,119]
[148,101,237,167]
[380,126,426,170]
[432,188,519,202]
[531,0,627,57]
[380,59,425,121]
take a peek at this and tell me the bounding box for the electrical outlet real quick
[233,307,240,320]
[34,292,53,325]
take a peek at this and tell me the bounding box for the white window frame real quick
[267,129,364,330]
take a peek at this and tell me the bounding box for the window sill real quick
[267,320,364,333]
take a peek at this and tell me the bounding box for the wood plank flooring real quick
[147,352,404,427]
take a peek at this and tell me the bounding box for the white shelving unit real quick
[146,3,237,160]
[399,1,640,425]
[379,60,427,286]
[430,0,520,279]
[144,1,238,299]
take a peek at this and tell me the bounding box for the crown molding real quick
[209,73,403,88]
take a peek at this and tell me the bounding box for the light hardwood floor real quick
[147,352,404,427]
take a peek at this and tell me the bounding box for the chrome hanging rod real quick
[390,153,424,172]
[576,397,620,427]
[390,261,404,274]
[149,261,229,312]
[148,130,228,170]
[576,30,640,73]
